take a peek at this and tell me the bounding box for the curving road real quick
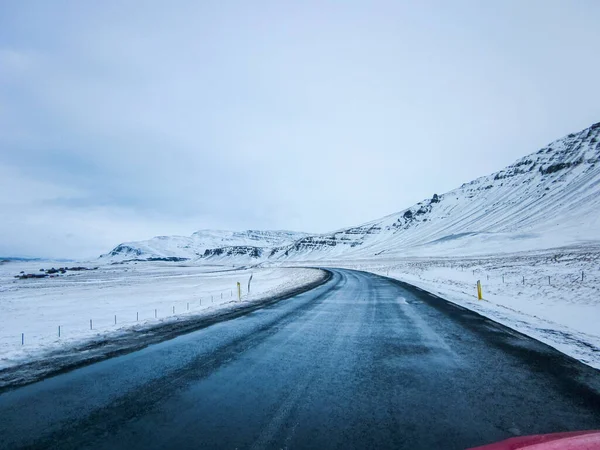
[1,268,599,449]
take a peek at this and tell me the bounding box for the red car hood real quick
[469,431,600,450]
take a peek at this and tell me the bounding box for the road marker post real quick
[477,280,483,300]
[237,282,241,301]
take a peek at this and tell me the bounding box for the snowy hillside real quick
[100,230,309,262]
[101,122,600,264]
[272,122,600,261]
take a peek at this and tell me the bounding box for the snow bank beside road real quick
[316,247,600,369]
[0,262,324,376]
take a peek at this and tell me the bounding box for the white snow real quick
[0,260,323,371]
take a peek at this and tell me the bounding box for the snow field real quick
[0,261,323,370]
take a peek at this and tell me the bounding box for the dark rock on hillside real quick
[202,246,263,259]
[108,245,143,257]
[539,158,583,175]
[146,257,189,262]
[15,273,48,279]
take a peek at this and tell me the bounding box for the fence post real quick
[582,271,584,282]
[502,275,504,283]
[114,315,117,325]
[21,333,24,345]
[187,302,189,311]
[58,325,61,338]
[90,319,93,330]
[548,276,551,285]
[155,309,157,318]
[522,276,525,285]
[172,306,175,314]
[137,312,139,321]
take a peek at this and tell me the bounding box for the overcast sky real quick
[1,0,599,259]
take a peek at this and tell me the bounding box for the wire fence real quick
[376,265,597,298]
[5,285,246,349]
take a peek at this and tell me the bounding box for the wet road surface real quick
[0,268,599,449]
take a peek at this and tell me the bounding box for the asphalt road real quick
[1,268,599,449]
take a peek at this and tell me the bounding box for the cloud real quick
[1,0,599,258]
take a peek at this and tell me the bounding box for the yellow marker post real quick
[237,282,241,301]
[477,280,483,300]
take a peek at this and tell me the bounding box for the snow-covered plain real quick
[305,245,600,369]
[0,260,323,372]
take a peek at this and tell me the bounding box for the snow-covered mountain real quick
[100,230,309,262]
[101,122,600,264]
[271,122,600,261]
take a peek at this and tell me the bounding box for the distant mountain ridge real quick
[100,229,310,262]
[101,122,600,264]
